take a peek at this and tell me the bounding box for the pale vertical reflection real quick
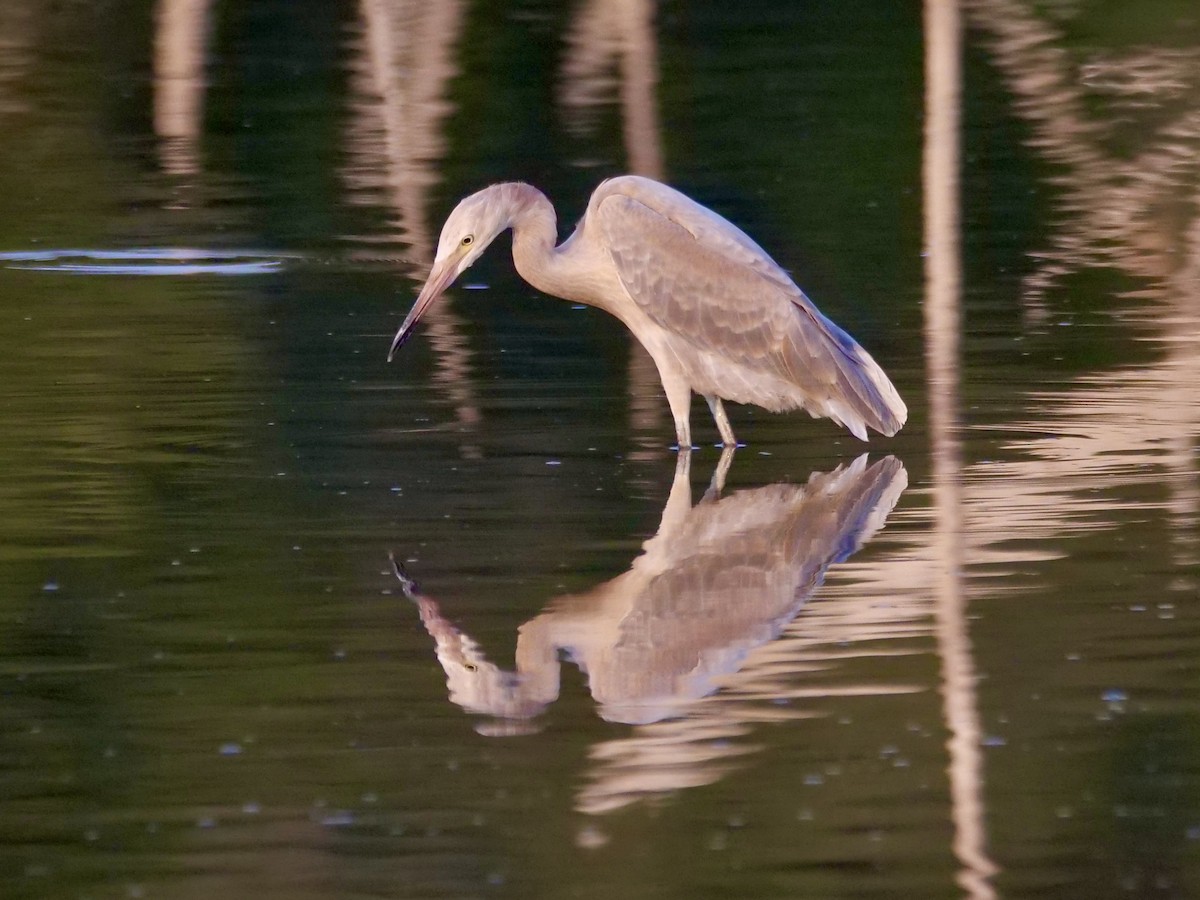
[0,5,33,116]
[560,0,665,452]
[153,0,213,177]
[1172,217,1200,576]
[561,0,664,179]
[349,0,481,444]
[966,0,1200,575]
[966,0,1200,317]
[924,1,999,897]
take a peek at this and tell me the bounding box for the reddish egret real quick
[388,176,907,446]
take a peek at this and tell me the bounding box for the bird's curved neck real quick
[505,184,576,301]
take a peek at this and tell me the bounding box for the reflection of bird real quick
[388,176,907,446]
[392,454,906,734]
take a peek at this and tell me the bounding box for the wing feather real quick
[594,180,906,438]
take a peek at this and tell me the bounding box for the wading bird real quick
[388,176,906,446]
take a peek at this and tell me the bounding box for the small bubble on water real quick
[1102,689,1128,704]
[242,801,261,815]
[219,742,243,756]
[42,580,59,593]
[803,773,825,786]
[196,817,217,829]
[983,735,1007,747]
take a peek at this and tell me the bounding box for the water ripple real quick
[0,248,293,276]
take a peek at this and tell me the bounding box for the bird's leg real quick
[660,374,694,450]
[705,395,737,447]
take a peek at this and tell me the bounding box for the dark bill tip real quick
[386,327,411,362]
[386,259,457,362]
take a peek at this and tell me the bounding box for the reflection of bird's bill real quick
[387,259,458,360]
[387,552,419,598]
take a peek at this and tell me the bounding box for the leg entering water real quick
[705,395,737,447]
[663,380,693,450]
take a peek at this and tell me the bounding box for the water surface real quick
[1,1,1199,898]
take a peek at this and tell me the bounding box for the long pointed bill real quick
[387,258,460,361]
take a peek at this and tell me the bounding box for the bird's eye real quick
[461,235,474,247]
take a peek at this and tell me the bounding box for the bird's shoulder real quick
[590,176,799,293]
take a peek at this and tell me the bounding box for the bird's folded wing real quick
[596,192,906,437]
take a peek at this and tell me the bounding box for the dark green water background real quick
[1,1,1198,897]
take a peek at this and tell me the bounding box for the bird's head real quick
[387,186,517,361]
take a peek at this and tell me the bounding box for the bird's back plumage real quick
[591,176,907,439]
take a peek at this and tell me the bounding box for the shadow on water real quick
[393,454,908,814]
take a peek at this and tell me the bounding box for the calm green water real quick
[1,1,1199,898]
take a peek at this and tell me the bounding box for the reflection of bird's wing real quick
[593,176,906,439]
